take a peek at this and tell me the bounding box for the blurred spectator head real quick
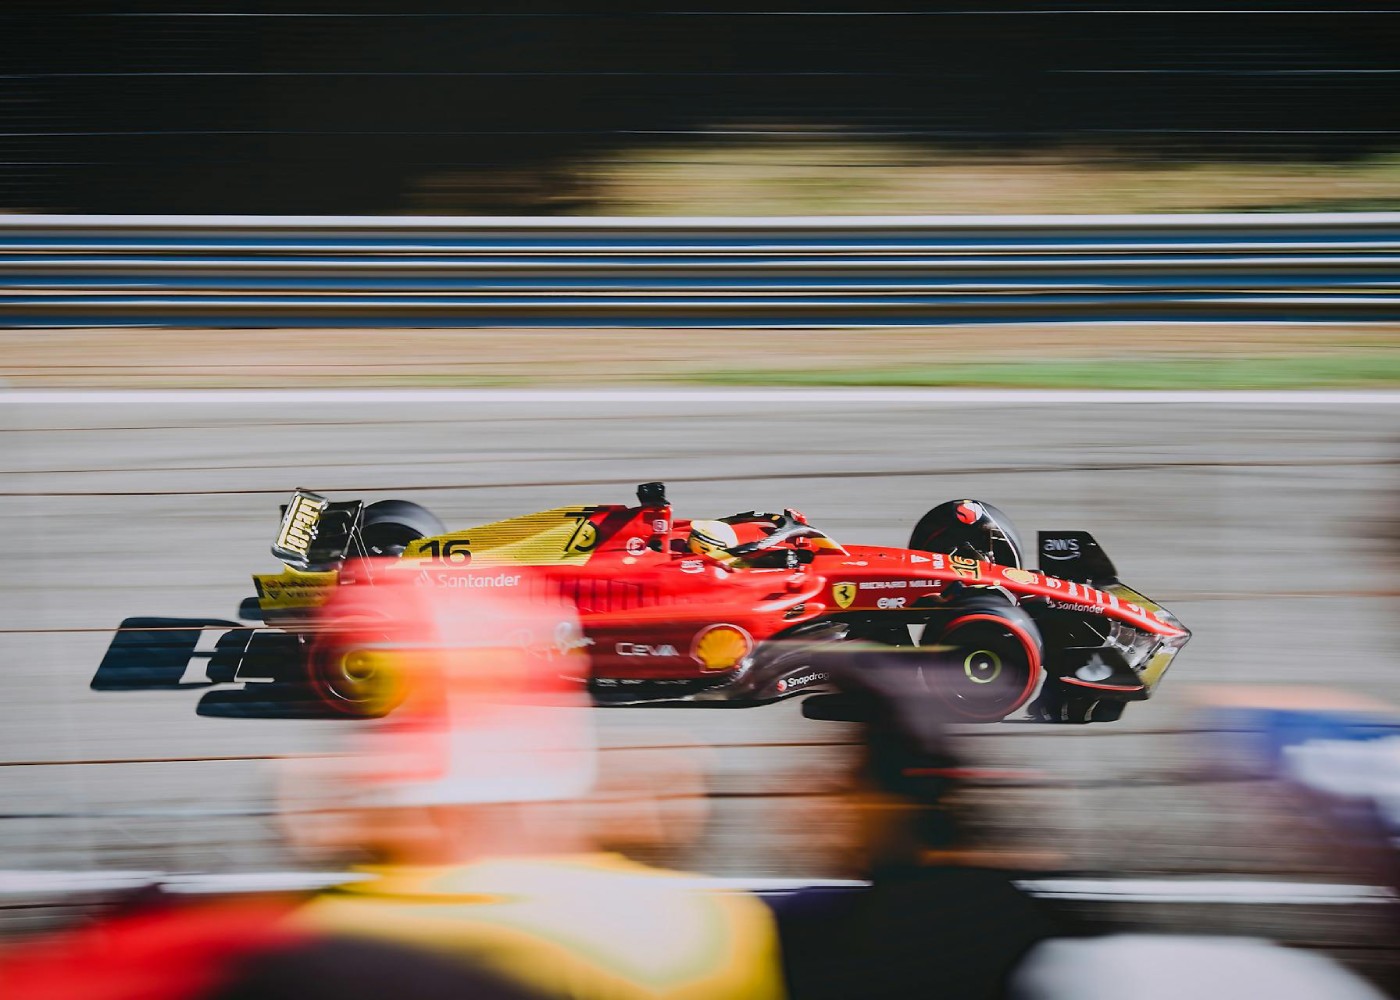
[817,648,967,871]
[279,566,598,865]
[587,735,714,863]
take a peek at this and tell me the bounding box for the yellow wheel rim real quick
[963,649,1003,685]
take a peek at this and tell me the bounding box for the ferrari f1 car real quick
[93,483,1189,723]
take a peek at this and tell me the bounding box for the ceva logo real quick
[616,642,680,657]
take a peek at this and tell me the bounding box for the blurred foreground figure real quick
[0,900,545,1000]
[773,651,1063,1000]
[283,567,786,1000]
[1195,685,1400,900]
[775,663,1394,1000]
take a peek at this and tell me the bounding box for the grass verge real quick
[693,354,1400,390]
[573,143,1400,216]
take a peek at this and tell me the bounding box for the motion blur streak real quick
[7,387,1400,405]
[2,389,1399,990]
[3,5,1398,215]
[4,214,1400,327]
[273,575,786,1000]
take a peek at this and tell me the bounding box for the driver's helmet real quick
[687,519,739,560]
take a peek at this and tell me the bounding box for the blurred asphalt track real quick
[2,387,1398,969]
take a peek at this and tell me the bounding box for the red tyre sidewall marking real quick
[937,612,1041,720]
[1060,676,1144,693]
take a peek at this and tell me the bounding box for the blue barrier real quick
[2,213,1398,327]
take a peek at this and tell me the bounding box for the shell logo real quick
[1002,567,1038,586]
[692,624,752,671]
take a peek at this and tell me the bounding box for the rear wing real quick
[272,489,364,569]
[1036,531,1118,585]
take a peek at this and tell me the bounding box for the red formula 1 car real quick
[93,483,1189,724]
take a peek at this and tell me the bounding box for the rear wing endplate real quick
[272,488,364,569]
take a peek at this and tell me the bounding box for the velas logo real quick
[955,501,983,525]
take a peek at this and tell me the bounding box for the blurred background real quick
[2,2,1399,998]
[2,1,1399,215]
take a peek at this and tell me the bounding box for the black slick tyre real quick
[920,594,1041,722]
[360,500,446,557]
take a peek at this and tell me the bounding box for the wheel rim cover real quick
[339,650,376,687]
[963,648,1002,685]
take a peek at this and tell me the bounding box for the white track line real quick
[11,211,1400,227]
[0,870,1393,905]
[1016,878,1398,906]
[4,388,1400,406]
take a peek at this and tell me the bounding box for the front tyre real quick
[921,595,1041,722]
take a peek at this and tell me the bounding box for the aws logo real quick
[1042,537,1080,561]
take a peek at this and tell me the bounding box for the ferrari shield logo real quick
[832,582,857,609]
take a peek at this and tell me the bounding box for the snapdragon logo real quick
[776,670,829,694]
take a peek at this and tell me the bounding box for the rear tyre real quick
[920,594,1041,722]
[360,500,446,557]
[306,616,406,718]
